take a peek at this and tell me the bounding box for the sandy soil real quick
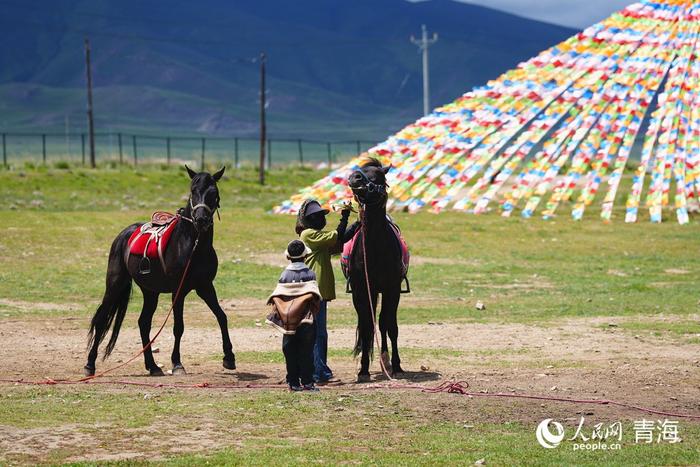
[1,311,699,463]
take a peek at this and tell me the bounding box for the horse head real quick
[348,158,390,207]
[185,165,224,232]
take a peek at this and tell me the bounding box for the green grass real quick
[2,166,699,325]
[1,386,698,465]
[2,166,700,465]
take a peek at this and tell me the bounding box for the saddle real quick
[126,211,179,274]
[341,216,410,293]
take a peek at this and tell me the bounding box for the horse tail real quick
[353,326,361,357]
[352,313,374,359]
[87,226,136,360]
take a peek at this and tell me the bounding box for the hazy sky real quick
[454,0,634,29]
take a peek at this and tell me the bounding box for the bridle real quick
[181,188,220,232]
[350,168,387,207]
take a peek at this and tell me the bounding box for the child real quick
[266,240,321,391]
[295,199,357,384]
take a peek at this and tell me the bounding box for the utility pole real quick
[84,37,96,168]
[258,52,266,185]
[410,24,438,117]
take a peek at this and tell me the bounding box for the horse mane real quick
[360,157,384,169]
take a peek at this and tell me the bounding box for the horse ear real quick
[212,166,225,182]
[185,165,197,180]
[382,165,392,175]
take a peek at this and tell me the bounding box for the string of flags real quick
[275,0,700,224]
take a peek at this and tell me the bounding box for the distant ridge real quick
[0,0,576,139]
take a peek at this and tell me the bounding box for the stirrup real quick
[400,276,411,294]
[138,256,151,275]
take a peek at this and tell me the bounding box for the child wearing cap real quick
[295,199,358,384]
[266,240,321,391]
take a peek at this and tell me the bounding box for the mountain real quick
[0,0,577,139]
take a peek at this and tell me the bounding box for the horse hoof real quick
[83,366,95,377]
[357,373,371,383]
[149,367,165,377]
[172,365,187,376]
[391,370,405,378]
[223,356,236,370]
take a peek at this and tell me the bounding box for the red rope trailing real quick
[1,377,699,420]
[78,237,200,382]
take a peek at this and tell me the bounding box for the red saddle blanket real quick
[127,212,179,272]
[341,217,409,280]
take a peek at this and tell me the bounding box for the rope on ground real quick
[1,377,699,421]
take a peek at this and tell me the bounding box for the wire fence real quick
[0,132,379,168]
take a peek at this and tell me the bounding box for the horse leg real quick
[378,297,391,374]
[353,287,378,382]
[196,282,236,370]
[383,290,403,375]
[137,290,164,376]
[171,293,186,375]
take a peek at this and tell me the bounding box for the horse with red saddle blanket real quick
[84,166,236,377]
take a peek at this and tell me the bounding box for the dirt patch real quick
[665,268,691,275]
[0,299,79,313]
[0,314,699,463]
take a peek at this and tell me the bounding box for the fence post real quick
[201,137,206,171]
[267,139,272,169]
[132,135,138,166]
[81,133,86,166]
[298,139,304,166]
[356,140,361,155]
[234,137,239,168]
[2,133,6,168]
[166,137,171,164]
[118,133,123,164]
[327,142,332,167]
[42,134,47,164]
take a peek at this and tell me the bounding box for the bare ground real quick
[1,311,699,463]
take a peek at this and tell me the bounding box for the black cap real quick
[304,200,329,217]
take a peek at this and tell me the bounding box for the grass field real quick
[1,164,699,465]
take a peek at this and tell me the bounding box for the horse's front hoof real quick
[391,369,405,378]
[172,364,187,376]
[83,365,95,377]
[223,356,236,370]
[357,373,371,383]
[149,367,165,377]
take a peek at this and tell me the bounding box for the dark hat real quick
[286,240,311,260]
[303,200,329,217]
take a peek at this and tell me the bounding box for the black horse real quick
[347,159,404,382]
[84,166,236,376]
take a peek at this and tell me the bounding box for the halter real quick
[350,168,387,206]
[185,190,220,231]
